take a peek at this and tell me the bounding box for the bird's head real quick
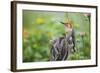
[60,21,72,28]
[60,21,73,32]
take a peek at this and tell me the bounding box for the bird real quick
[50,21,75,61]
[60,21,75,52]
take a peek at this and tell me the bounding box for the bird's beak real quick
[60,22,65,25]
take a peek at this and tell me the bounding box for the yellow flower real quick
[36,18,44,24]
[47,32,52,38]
[23,29,29,39]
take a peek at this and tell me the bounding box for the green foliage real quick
[23,10,91,62]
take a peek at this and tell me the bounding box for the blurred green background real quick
[23,10,91,62]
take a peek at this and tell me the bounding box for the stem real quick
[82,36,84,49]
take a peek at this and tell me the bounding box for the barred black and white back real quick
[50,29,75,61]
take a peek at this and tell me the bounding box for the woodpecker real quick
[50,21,75,61]
[61,21,75,53]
